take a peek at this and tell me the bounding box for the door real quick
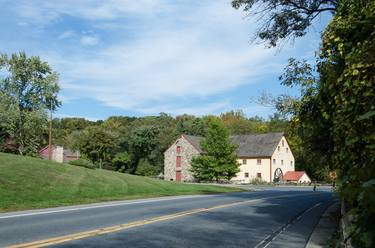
[176,171,182,182]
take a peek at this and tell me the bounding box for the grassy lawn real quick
[0,153,243,212]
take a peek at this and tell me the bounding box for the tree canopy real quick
[191,119,239,182]
[233,0,374,246]
[0,52,60,155]
[232,0,338,47]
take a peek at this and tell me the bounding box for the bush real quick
[135,159,159,176]
[250,177,267,185]
[69,159,96,169]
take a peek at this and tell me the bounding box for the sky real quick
[0,0,330,120]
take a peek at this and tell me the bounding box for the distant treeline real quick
[49,111,303,177]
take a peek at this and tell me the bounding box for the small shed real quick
[283,171,311,183]
[39,145,80,163]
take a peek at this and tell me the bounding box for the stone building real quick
[164,133,297,183]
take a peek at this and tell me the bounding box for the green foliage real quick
[190,156,216,182]
[112,152,132,173]
[174,114,207,136]
[220,110,266,134]
[231,0,338,47]
[135,158,160,176]
[49,112,288,180]
[0,52,60,111]
[249,177,267,185]
[52,118,98,147]
[0,92,48,155]
[261,0,375,246]
[70,125,119,167]
[69,158,96,169]
[191,119,240,182]
[0,52,60,155]
[319,1,375,246]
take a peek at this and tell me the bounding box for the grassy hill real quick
[0,153,242,212]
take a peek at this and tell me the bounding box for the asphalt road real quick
[0,187,336,248]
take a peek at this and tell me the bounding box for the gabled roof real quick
[231,133,284,157]
[182,135,203,153]
[182,132,284,158]
[283,171,308,181]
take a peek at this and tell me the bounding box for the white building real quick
[164,133,296,183]
[283,171,311,183]
[39,145,80,163]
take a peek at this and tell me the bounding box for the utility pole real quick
[48,100,53,160]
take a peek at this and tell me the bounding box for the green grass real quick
[0,153,242,212]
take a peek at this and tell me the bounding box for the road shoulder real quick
[306,201,340,248]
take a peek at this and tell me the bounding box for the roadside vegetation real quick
[0,152,242,211]
[232,0,374,247]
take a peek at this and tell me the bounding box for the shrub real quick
[250,177,267,185]
[69,159,96,169]
[135,159,159,176]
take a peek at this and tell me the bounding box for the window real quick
[286,147,289,153]
[290,161,293,166]
[257,173,262,178]
[281,160,284,165]
[273,159,276,165]
[278,146,280,151]
[257,159,262,165]
[242,159,247,165]
[176,156,181,167]
[244,172,249,178]
[282,140,284,147]
[176,146,181,154]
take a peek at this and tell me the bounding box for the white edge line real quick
[0,194,215,219]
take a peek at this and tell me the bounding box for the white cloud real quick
[17,0,294,115]
[80,35,100,46]
[12,0,174,24]
[58,30,74,40]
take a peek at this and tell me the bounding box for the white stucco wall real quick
[270,136,295,182]
[298,173,311,183]
[233,158,271,183]
[52,146,64,163]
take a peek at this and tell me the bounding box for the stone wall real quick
[164,136,200,182]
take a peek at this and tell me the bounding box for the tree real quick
[0,52,60,155]
[71,125,118,168]
[232,0,338,47]
[0,52,60,111]
[0,93,47,155]
[191,119,239,182]
[174,114,206,136]
[244,1,374,246]
[220,110,252,134]
[112,152,132,173]
[135,158,160,176]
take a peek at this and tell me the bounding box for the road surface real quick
[0,187,336,247]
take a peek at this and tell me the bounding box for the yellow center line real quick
[7,194,316,248]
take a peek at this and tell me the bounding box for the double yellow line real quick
[8,194,307,248]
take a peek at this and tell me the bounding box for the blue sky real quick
[0,1,330,120]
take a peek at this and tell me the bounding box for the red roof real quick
[283,171,307,181]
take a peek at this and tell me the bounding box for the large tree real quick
[233,0,375,246]
[0,52,60,155]
[232,0,338,47]
[191,119,239,182]
[0,52,60,111]
[71,125,119,168]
